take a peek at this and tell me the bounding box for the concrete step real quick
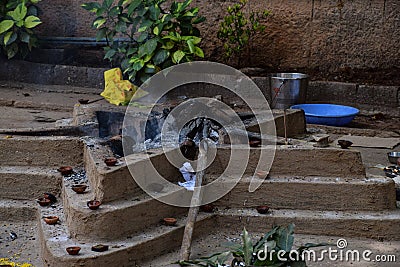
[214,176,397,211]
[62,173,396,242]
[86,144,367,203]
[0,166,62,200]
[39,202,214,267]
[0,199,37,222]
[62,182,188,241]
[39,205,400,266]
[217,207,400,241]
[0,136,83,167]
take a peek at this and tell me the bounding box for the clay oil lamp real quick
[338,140,353,149]
[57,166,73,175]
[249,140,261,147]
[104,157,118,166]
[71,184,88,194]
[44,192,57,203]
[163,217,177,226]
[87,200,101,210]
[255,170,268,179]
[200,204,215,213]
[256,205,270,214]
[43,216,59,225]
[66,246,81,255]
[91,244,109,252]
[37,197,51,207]
[78,99,89,104]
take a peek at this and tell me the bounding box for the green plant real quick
[179,224,328,266]
[82,0,205,85]
[217,0,269,67]
[0,0,42,59]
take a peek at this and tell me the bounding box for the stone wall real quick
[35,0,400,72]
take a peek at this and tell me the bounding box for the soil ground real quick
[0,220,42,267]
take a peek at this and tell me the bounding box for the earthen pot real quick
[44,216,59,225]
[44,192,57,203]
[87,200,101,210]
[338,140,353,149]
[249,140,261,147]
[37,197,51,207]
[200,204,215,213]
[57,166,73,175]
[71,184,87,194]
[255,170,268,179]
[78,99,89,104]
[66,246,81,255]
[256,205,270,214]
[163,217,177,226]
[91,244,109,252]
[104,157,118,166]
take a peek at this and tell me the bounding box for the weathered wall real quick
[35,0,400,72]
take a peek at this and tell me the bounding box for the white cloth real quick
[178,162,196,191]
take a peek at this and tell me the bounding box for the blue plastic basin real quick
[290,104,359,126]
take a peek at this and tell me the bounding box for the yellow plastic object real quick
[101,68,148,106]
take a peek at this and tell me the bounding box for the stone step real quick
[62,174,395,242]
[39,205,400,266]
[0,166,62,200]
[86,145,367,203]
[0,136,83,166]
[39,203,214,267]
[217,207,400,241]
[214,176,396,211]
[0,199,37,222]
[62,183,188,241]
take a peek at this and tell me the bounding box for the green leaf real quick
[138,19,153,32]
[136,31,148,43]
[93,17,106,29]
[20,31,30,43]
[27,5,38,16]
[127,0,142,16]
[103,0,114,9]
[153,49,169,65]
[132,59,145,71]
[109,6,121,16]
[242,228,253,265]
[6,43,18,59]
[4,31,13,45]
[276,224,295,252]
[186,39,195,53]
[10,4,27,22]
[24,15,41,28]
[194,46,204,58]
[172,50,185,64]
[126,46,137,56]
[149,5,160,20]
[96,27,107,41]
[254,226,279,252]
[115,21,127,32]
[193,16,206,24]
[0,20,14,34]
[139,38,158,56]
[81,2,101,12]
[104,48,116,60]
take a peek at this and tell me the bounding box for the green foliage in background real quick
[0,0,42,59]
[217,0,269,67]
[82,0,205,85]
